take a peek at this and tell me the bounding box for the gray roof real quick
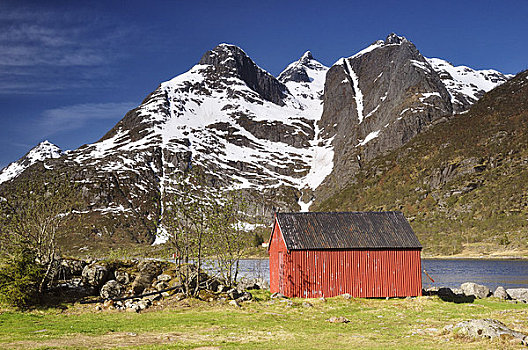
[275,211,422,250]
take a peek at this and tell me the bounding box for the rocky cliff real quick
[0,34,513,253]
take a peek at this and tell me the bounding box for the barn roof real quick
[275,211,421,250]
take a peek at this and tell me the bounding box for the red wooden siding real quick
[269,221,422,298]
[269,220,287,294]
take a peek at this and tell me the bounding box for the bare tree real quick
[162,168,253,294]
[208,191,249,288]
[162,168,211,296]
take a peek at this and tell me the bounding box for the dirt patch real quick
[6,329,291,349]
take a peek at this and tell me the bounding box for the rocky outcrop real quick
[100,280,122,299]
[131,261,165,294]
[199,44,287,106]
[506,288,528,303]
[461,282,491,299]
[454,319,527,345]
[315,33,453,202]
[82,263,110,289]
[493,286,510,300]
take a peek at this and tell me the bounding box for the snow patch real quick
[357,130,380,146]
[344,59,365,123]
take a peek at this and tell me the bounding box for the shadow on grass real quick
[425,287,476,304]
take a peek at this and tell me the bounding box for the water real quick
[235,258,528,290]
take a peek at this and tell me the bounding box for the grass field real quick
[1,291,527,349]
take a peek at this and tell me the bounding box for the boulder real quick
[460,282,490,299]
[198,289,217,302]
[506,288,528,303]
[131,261,164,295]
[156,274,172,282]
[455,319,527,345]
[82,263,110,289]
[236,291,253,302]
[493,286,510,300]
[59,259,86,279]
[115,271,130,285]
[237,277,260,291]
[227,288,243,300]
[229,299,241,307]
[100,280,122,299]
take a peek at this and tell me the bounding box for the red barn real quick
[268,212,422,298]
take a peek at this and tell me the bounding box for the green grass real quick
[1,291,527,349]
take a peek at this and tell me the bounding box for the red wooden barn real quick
[268,211,422,298]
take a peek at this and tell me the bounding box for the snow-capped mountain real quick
[426,57,511,112]
[0,34,512,249]
[0,140,62,184]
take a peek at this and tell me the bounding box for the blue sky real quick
[1,0,527,168]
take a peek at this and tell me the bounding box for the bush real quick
[0,247,44,307]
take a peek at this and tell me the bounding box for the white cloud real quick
[0,4,131,93]
[40,102,136,135]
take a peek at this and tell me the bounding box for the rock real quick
[103,299,114,308]
[154,281,169,291]
[199,44,288,106]
[229,300,240,307]
[198,289,217,302]
[227,288,242,300]
[59,259,86,279]
[270,292,287,299]
[82,263,110,289]
[115,271,130,285]
[237,277,260,291]
[236,292,253,302]
[506,288,528,303]
[131,261,164,295]
[340,293,352,300]
[455,319,528,345]
[326,316,350,323]
[100,280,122,299]
[156,274,172,282]
[302,301,314,308]
[460,282,490,299]
[493,286,510,300]
[95,305,102,311]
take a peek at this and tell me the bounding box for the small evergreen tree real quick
[0,247,44,307]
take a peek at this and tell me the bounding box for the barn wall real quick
[268,220,287,294]
[281,249,422,298]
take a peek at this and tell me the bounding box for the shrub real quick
[0,247,44,308]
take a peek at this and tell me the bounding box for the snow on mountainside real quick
[0,141,62,184]
[69,45,330,195]
[0,34,514,249]
[426,57,511,112]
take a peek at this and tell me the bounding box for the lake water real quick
[235,258,528,291]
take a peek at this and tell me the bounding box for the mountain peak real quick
[278,50,327,84]
[300,50,314,62]
[0,140,62,185]
[385,33,407,45]
[198,43,287,106]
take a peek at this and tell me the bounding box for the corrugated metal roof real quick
[276,211,422,250]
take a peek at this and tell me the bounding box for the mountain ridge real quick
[0,33,515,253]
